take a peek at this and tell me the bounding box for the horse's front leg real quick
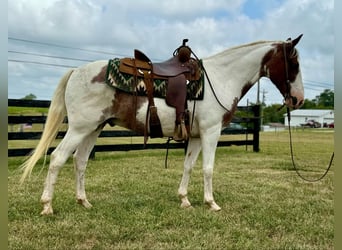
[178,138,201,208]
[201,125,222,211]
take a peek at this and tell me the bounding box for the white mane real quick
[204,40,280,62]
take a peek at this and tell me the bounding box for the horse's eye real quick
[291,62,299,70]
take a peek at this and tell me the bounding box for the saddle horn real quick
[182,39,189,46]
[176,39,191,63]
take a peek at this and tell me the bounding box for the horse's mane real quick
[229,40,272,50]
[204,40,283,61]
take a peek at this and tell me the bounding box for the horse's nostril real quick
[291,96,298,106]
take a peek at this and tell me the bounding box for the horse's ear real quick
[291,34,303,47]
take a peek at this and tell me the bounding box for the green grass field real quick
[8,130,334,249]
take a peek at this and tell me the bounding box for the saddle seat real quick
[134,49,199,79]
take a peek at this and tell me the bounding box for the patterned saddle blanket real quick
[105,58,204,100]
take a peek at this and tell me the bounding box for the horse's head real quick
[261,34,304,109]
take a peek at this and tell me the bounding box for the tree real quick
[21,93,37,100]
[262,104,287,124]
[314,89,334,108]
[301,98,317,109]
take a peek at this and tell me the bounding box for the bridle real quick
[276,42,298,112]
[281,42,334,182]
[282,41,299,108]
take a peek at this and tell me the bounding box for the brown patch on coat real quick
[240,81,253,99]
[259,43,300,97]
[106,90,147,135]
[222,97,239,126]
[91,66,107,83]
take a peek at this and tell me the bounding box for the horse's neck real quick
[203,42,274,102]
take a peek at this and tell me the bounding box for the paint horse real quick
[20,35,304,215]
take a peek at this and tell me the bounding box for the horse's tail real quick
[20,69,74,183]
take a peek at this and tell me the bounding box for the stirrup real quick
[173,120,188,142]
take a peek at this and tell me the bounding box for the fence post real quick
[252,104,261,152]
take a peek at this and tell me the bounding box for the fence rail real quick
[8,99,260,157]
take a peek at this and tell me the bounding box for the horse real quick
[20,35,304,215]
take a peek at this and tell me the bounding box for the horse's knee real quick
[203,166,214,178]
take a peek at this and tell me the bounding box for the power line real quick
[8,50,93,62]
[8,36,166,61]
[304,81,333,91]
[304,80,333,88]
[8,37,129,57]
[8,59,77,68]
[304,86,331,92]
[305,79,333,86]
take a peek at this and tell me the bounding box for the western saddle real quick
[119,39,201,143]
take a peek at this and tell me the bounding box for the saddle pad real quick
[105,58,204,100]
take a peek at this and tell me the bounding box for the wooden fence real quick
[8,99,260,157]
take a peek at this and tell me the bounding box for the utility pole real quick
[262,89,267,105]
[256,80,260,104]
[260,89,267,127]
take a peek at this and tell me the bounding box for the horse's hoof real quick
[40,203,53,215]
[77,199,93,208]
[205,201,222,212]
[179,195,192,209]
[180,202,193,209]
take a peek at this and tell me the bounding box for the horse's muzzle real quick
[285,95,304,109]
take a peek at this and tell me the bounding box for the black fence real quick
[8,99,260,157]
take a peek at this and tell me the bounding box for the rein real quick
[286,108,334,182]
[191,50,230,113]
[282,42,334,182]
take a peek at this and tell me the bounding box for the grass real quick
[8,106,49,115]
[8,130,334,249]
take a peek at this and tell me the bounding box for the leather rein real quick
[282,42,334,182]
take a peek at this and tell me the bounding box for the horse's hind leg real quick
[40,129,89,215]
[178,138,201,208]
[73,128,102,208]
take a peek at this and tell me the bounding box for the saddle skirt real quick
[105,58,204,100]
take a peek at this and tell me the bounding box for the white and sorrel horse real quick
[20,35,304,215]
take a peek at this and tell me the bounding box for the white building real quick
[284,109,334,127]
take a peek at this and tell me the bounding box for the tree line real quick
[261,89,334,124]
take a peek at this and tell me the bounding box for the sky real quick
[8,0,334,106]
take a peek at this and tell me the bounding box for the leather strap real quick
[143,70,163,143]
[144,70,153,145]
[144,71,155,107]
